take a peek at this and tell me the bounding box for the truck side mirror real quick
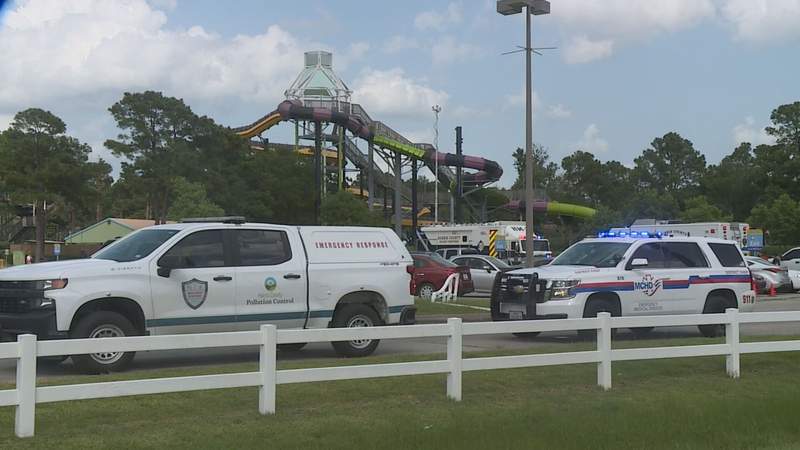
[630,258,649,268]
[157,254,181,278]
[771,257,781,265]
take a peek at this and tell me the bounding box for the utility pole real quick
[432,105,442,223]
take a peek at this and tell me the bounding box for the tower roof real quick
[284,51,351,104]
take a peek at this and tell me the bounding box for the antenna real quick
[501,46,557,56]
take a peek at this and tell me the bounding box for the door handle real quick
[213,275,233,282]
[283,273,302,280]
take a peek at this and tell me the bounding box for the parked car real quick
[451,255,517,295]
[434,247,479,260]
[775,248,800,272]
[745,256,794,293]
[410,252,474,300]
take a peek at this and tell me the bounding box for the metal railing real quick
[2,308,799,438]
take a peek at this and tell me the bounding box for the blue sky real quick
[1,0,799,186]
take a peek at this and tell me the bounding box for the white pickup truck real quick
[0,218,416,373]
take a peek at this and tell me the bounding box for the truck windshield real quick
[533,240,550,252]
[93,229,180,262]
[550,242,631,268]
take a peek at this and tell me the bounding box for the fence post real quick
[447,317,463,401]
[259,324,277,415]
[725,308,740,379]
[596,312,612,391]
[15,334,37,438]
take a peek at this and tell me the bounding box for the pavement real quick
[2,293,800,382]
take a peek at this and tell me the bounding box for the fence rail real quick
[2,308,800,438]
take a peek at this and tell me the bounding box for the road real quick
[3,294,800,382]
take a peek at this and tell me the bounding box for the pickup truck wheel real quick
[331,304,381,357]
[578,299,620,340]
[70,311,137,374]
[418,283,435,300]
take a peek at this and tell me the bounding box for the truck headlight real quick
[549,279,580,299]
[42,279,68,290]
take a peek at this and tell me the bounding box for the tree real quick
[167,177,225,221]
[105,91,200,224]
[679,196,731,223]
[766,101,800,152]
[320,191,387,226]
[511,144,558,192]
[634,132,706,205]
[748,194,800,245]
[703,143,762,221]
[0,108,95,261]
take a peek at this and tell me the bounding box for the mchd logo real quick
[634,274,663,297]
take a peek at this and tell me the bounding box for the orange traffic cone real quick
[769,285,777,297]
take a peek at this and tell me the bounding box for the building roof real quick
[64,218,173,242]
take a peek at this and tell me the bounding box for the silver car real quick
[745,257,794,293]
[451,255,516,295]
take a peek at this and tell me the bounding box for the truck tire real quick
[70,311,137,374]
[698,293,732,338]
[331,304,381,357]
[417,283,436,300]
[579,298,620,340]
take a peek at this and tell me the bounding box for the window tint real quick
[235,229,292,266]
[160,230,225,268]
[783,249,800,260]
[709,243,745,267]
[662,242,708,268]
[628,243,667,269]
[93,229,180,262]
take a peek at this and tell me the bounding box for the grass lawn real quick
[1,336,800,449]
[414,297,489,317]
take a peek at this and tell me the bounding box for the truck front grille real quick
[0,283,45,313]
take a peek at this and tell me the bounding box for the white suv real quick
[491,235,756,337]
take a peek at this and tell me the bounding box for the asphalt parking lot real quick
[2,294,800,382]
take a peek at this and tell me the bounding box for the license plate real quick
[509,311,524,320]
[461,273,469,280]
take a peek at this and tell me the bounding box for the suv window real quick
[235,229,292,266]
[709,243,745,267]
[661,242,708,268]
[467,258,490,270]
[160,230,226,268]
[628,243,667,269]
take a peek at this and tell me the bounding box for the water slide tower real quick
[284,51,351,112]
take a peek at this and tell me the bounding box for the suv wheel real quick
[331,304,381,357]
[579,298,620,340]
[71,311,137,374]
[698,293,732,338]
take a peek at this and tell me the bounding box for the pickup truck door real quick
[149,229,238,334]
[231,228,308,330]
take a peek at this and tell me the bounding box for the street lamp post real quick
[497,0,550,268]
[432,105,442,223]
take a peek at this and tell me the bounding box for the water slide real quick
[234,100,595,219]
[505,200,596,219]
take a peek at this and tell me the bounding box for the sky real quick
[0,0,799,187]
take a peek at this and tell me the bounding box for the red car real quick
[410,252,474,299]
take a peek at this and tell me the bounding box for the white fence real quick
[2,308,800,438]
[431,272,460,302]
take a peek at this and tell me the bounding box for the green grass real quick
[414,298,488,317]
[1,337,800,449]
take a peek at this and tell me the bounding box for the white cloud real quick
[147,0,176,10]
[732,116,776,146]
[0,0,308,108]
[431,36,483,65]
[414,2,462,31]
[546,104,572,119]
[576,124,609,154]
[563,36,614,64]
[720,0,800,43]
[346,42,370,60]
[554,0,715,63]
[352,68,448,118]
[383,35,419,53]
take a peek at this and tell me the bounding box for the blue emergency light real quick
[597,230,664,239]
